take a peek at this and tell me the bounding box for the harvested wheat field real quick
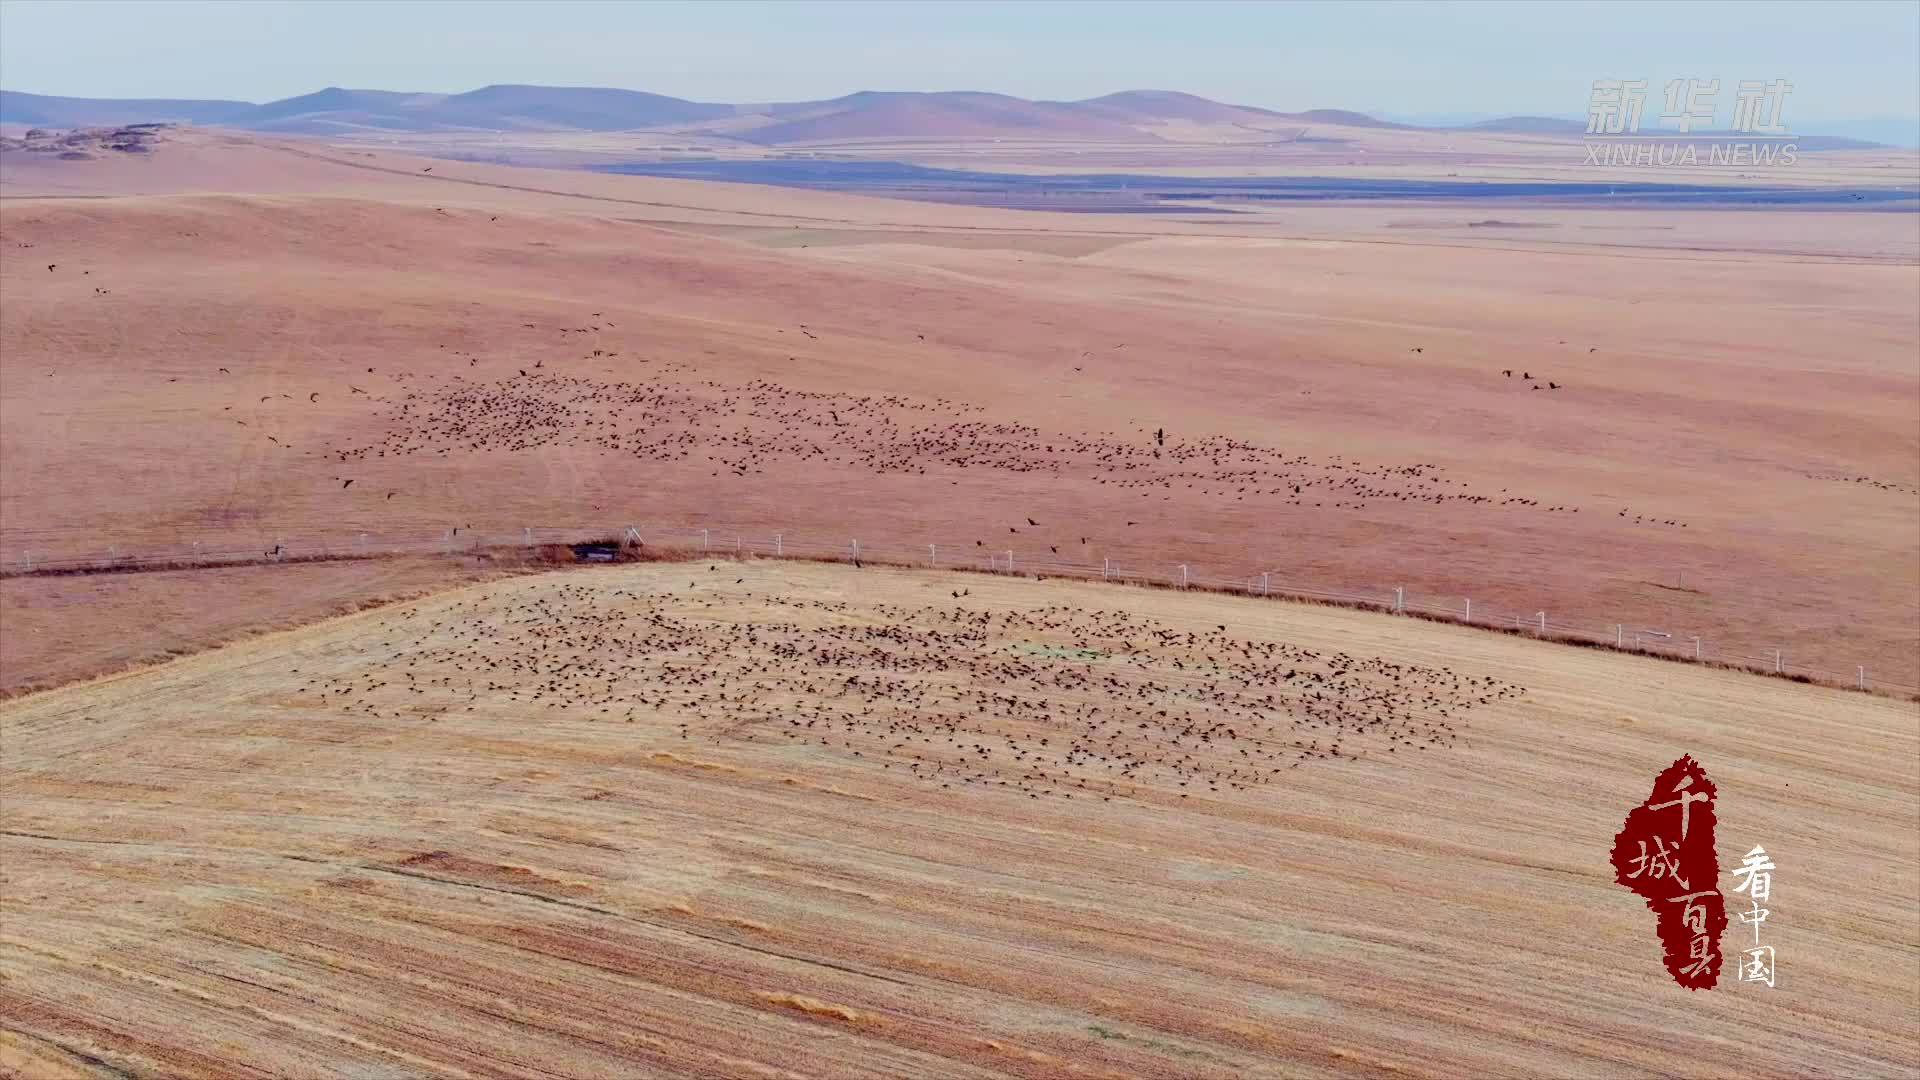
[3,560,1914,1078]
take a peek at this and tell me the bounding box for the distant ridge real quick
[0,90,253,127]
[0,86,1890,147]
[1466,115,1588,134]
[1289,109,1415,130]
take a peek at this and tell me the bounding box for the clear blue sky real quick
[3,0,1915,139]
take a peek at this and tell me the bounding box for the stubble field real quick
[3,560,1915,1077]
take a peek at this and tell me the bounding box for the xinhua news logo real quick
[1585,79,1798,167]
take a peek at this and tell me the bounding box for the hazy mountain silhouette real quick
[0,85,1889,146]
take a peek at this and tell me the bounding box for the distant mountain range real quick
[0,86,1888,148]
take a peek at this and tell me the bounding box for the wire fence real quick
[4,521,1914,697]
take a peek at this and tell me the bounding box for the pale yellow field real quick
[4,560,1915,1078]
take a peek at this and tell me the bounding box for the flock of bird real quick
[27,260,1698,530]
[29,258,1705,533]
[319,354,1597,518]
[1802,471,1919,496]
[295,571,1525,803]
[1499,369,1564,391]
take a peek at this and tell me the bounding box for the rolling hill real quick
[0,84,1641,143]
[0,90,254,128]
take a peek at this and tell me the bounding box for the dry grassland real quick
[4,146,1914,688]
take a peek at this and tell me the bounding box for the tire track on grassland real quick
[5,828,1275,1073]
[0,1026,143,1080]
[1,938,477,1080]
[0,991,274,1079]
[6,867,959,1074]
[0,829,910,989]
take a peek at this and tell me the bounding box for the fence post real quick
[851,539,859,563]
[1394,586,1404,613]
[702,528,710,551]
[1261,571,1270,596]
[774,533,782,557]
[1103,557,1111,581]
[1006,550,1014,574]
[523,527,532,547]
[1463,597,1470,623]
[1536,611,1546,635]
[929,543,937,567]
[1692,636,1701,659]
[1774,649,1782,674]
[1859,666,1866,690]
[1616,624,1623,648]
[1179,564,1189,588]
